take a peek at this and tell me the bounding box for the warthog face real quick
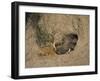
[26,13,79,55]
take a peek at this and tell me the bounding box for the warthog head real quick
[26,13,79,55]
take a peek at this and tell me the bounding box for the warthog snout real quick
[55,33,78,54]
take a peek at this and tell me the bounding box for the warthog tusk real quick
[53,42,56,50]
[67,48,71,54]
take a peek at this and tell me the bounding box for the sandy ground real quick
[25,13,89,68]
